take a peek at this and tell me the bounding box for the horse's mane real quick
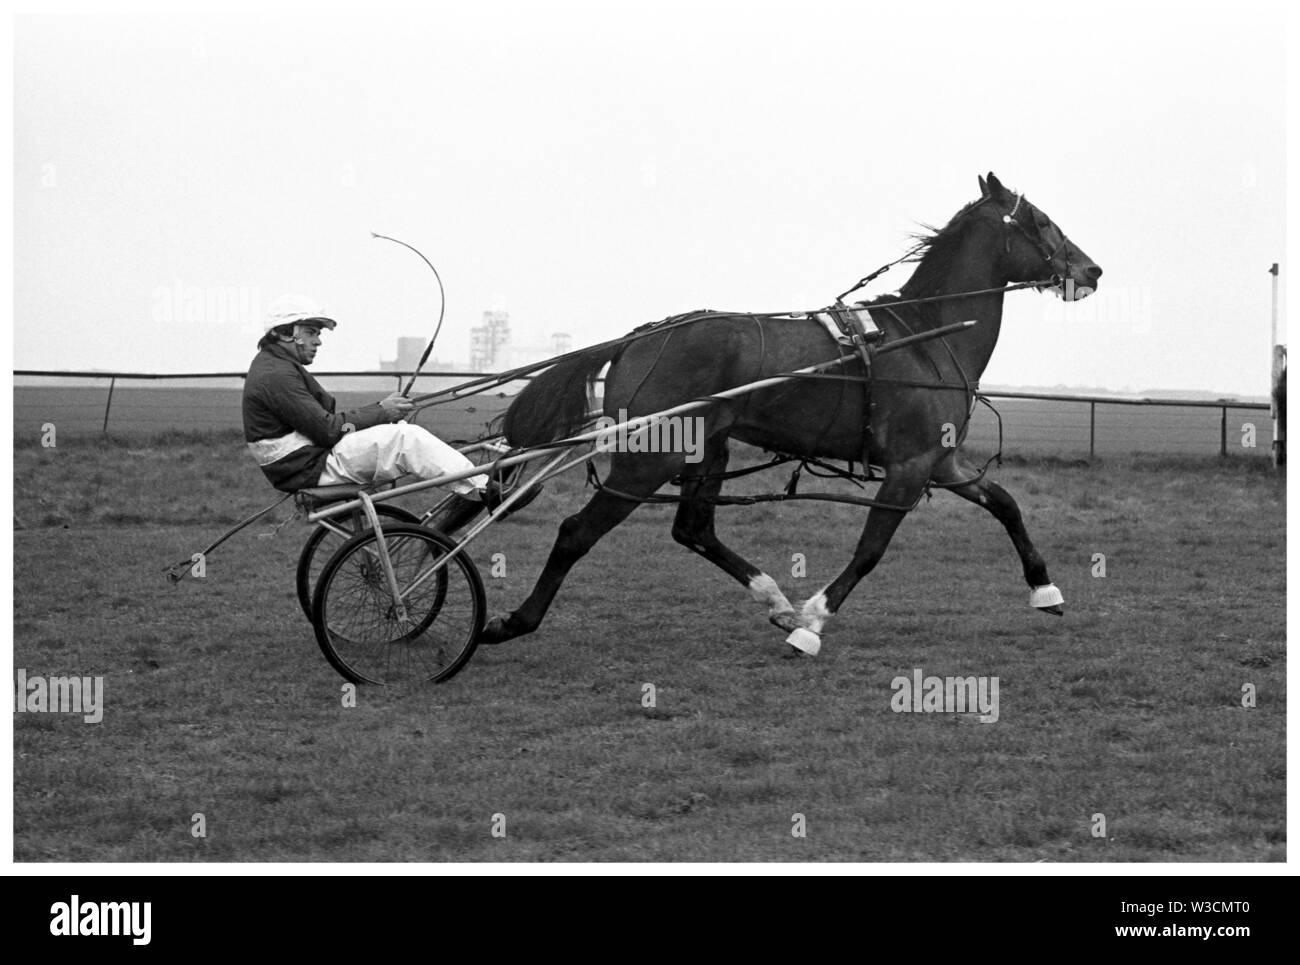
[897,195,989,300]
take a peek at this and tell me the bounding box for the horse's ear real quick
[978,174,988,195]
[986,172,1007,200]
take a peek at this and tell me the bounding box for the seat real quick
[297,483,368,504]
[295,475,418,508]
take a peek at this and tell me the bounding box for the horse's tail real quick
[503,343,623,447]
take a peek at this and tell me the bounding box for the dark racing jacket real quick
[242,342,391,492]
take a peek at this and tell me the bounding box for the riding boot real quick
[426,479,545,534]
[424,493,485,535]
[483,477,545,518]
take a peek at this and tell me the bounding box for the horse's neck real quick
[918,252,1005,379]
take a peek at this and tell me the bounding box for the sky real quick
[10,1,1290,396]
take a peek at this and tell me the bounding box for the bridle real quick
[834,188,1071,304]
[997,191,1071,275]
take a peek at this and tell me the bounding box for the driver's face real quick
[293,324,324,365]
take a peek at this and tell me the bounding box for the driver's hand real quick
[379,393,415,421]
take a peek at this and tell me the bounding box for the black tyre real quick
[295,505,420,620]
[310,523,485,685]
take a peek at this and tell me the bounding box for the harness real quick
[583,304,1006,514]
[584,191,1064,512]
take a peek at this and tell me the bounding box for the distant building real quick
[492,326,575,372]
[469,311,511,372]
[380,336,457,374]
[380,315,572,376]
[379,336,425,373]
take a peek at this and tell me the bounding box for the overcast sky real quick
[11,1,1289,395]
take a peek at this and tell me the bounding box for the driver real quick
[242,293,494,531]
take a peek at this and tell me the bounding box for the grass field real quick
[12,433,1285,862]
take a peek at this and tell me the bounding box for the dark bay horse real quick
[481,173,1102,654]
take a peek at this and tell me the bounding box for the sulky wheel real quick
[295,504,420,621]
[310,523,485,685]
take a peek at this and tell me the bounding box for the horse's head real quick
[978,172,1102,300]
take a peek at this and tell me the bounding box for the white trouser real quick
[316,423,488,497]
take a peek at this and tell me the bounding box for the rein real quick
[418,202,1061,508]
[407,279,1052,411]
[409,188,1063,413]
[575,198,1067,513]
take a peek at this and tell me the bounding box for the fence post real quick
[1089,401,1095,460]
[1220,405,1227,457]
[102,376,117,436]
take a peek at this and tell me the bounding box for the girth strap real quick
[824,300,882,459]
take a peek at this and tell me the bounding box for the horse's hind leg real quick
[671,437,799,632]
[931,453,1064,615]
[479,454,677,645]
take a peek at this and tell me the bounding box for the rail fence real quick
[12,369,1274,459]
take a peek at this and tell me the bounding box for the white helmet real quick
[264,293,337,334]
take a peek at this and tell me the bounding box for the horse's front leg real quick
[786,458,931,656]
[931,453,1063,615]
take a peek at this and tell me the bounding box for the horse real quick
[480,172,1102,654]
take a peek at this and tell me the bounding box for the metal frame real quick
[305,354,863,616]
[307,321,1013,631]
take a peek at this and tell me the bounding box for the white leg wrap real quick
[786,627,822,656]
[783,590,832,656]
[1029,584,1064,608]
[800,591,832,634]
[748,573,794,617]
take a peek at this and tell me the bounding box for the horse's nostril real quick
[1087,265,1103,281]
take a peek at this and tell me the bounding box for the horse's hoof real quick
[769,609,801,633]
[785,627,821,656]
[479,616,513,645]
[1029,584,1064,613]
[782,645,811,660]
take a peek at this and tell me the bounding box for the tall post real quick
[103,376,117,436]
